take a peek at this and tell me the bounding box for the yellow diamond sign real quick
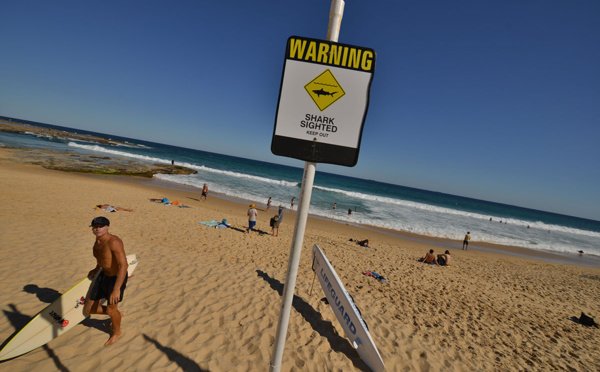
[304,69,345,111]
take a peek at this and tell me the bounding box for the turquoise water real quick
[2,117,599,258]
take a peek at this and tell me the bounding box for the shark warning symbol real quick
[305,69,345,111]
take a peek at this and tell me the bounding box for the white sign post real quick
[269,1,375,371]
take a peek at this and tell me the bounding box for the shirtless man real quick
[84,217,129,347]
[421,249,439,265]
[437,250,452,266]
[201,184,209,202]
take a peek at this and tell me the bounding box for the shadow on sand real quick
[23,285,62,304]
[255,270,369,371]
[1,304,69,371]
[142,334,208,372]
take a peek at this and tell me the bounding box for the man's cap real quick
[90,216,110,227]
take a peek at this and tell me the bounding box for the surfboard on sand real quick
[0,254,138,361]
[312,244,385,372]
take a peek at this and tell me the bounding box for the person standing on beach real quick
[463,232,471,250]
[84,217,129,347]
[271,206,284,236]
[271,213,281,237]
[247,203,258,234]
[267,197,272,210]
[200,184,209,202]
[291,197,295,210]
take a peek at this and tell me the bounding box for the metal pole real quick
[269,162,316,371]
[269,2,344,371]
[327,0,345,42]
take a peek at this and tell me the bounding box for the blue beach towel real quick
[199,221,220,227]
[199,220,230,228]
[362,270,388,283]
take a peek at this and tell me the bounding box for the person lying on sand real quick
[419,249,439,265]
[96,204,135,212]
[349,238,370,247]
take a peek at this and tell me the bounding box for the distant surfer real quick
[463,232,471,250]
[84,217,129,347]
[201,183,209,202]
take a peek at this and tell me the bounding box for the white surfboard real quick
[0,254,138,361]
[312,245,385,372]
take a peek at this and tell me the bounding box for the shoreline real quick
[138,174,600,268]
[1,145,597,268]
[1,149,599,371]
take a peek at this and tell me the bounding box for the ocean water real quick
[2,118,600,259]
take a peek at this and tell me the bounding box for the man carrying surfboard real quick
[85,216,129,347]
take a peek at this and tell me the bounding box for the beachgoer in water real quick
[291,197,295,209]
[84,217,129,347]
[463,232,470,250]
[333,203,336,209]
[267,197,272,210]
[437,250,452,266]
[96,204,134,212]
[200,184,209,202]
[348,208,352,216]
[246,203,258,234]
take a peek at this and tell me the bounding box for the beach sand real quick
[1,148,599,371]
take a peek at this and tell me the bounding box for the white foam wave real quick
[313,185,600,239]
[69,142,169,163]
[193,166,297,187]
[308,207,595,255]
[69,142,297,187]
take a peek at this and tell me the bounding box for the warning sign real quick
[272,36,376,167]
[305,69,345,111]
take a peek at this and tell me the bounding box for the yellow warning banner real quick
[287,36,375,73]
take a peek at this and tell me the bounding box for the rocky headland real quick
[0,120,197,177]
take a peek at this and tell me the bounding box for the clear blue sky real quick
[1,1,599,220]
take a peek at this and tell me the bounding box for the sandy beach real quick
[1,148,599,371]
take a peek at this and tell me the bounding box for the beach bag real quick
[270,218,275,227]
